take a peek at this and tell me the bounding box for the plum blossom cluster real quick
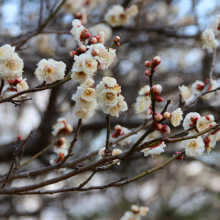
[96,77,127,117]
[50,118,73,165]
[201,14,220,50]
[0,44,29,98]
[179,79,219,102]
[181,113,220,156]
[120,204,149,220]
[104,4,139,27]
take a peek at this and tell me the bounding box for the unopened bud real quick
[152,56,161,66]
[91,49,99,56]
[155,123,162,130]
[17,135,22,141]
[160,125,170,134]
[79,45,87,52]
[115,42,120,46]
[154,113,163,121]
[131,205,140,214]
[15,78,22,84]
[84,32,90,39]
[155,96,163,102]
[163,112,170,119]
[144,60,152,68]
[175,151,183,160]
[112,132,119,138]
[151,84,162,95]
[144,70,151,76]
[70,50,77,57]
[114,36,120,43]
[90,37,97,44]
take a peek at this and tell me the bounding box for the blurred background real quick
[0,0,220,219]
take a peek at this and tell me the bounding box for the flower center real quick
[6,60,15,70]
[44,66,53,74]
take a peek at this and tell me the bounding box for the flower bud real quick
[90,37,97,44]
[152,56,161,66]
[15,78,22,84]
[79,45,87,52]
[174,151,183,160]
[160,125,170,134]
[17,135,22,141]
[131,205,139,214]
[151,84,162,95]
[163,112,170,119]
[144,60,152,68]
[74,11,82,19]
[154,113,163,121]
[114,36,120,43]
[155,123,162,130]
[84,32,90,39]
[144,70,151,76]
[155,96,163,102]
[70,50,77,57]
[91,49,99,56]
[114,124,122,133]
[112,132,119,138]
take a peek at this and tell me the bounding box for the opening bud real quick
[84,32,90,39]
[160,125,170,134]
[144,70,151,76]
[90,37,97,44]
[70,50,77,57]
[163,112,170,119]
[152,56,161,66]
[144,60,152,68]
[17,135,22,141]
[151,84,162,95]
[114,36,120,43]
[79,45,87,52]
[91,49,99,56]
[155,123,162,130]
[154,113,163,121]
[114,124,122,133]
[131,205,140,214]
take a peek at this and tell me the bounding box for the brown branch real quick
[105,114,110,151]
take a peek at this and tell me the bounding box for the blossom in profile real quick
[179,85,190,102]
[134,96,152,119]
[196,115,215,132]
[201,29,218,50]
[51,118,73,137]
[183,112,201,132]
[210,14,220,35]
[191,80,205,94]
[202,80,218,99]
[35,59,66,84]
[181,136,205,156]
[142,142,166,157]
[170,108,183,127]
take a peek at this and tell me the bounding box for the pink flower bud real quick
[112,132,119,138]
[17,135,22,141]
[154,113,163,121]
[114,36,120,43]
[155,96,163,102]
[8,79,15,85]
[70,50,77,57]
[144,60,152,68]
[79,45,87,52]
[115,42,120,46]
[91,49,99,56]
[151,84,162,95]
[163,112,170,119]
[155,123,162,130]
[174,151,183,160]
[144,70,151,76]
[160,125,170,134]
[152,56,161,66]
[84,32,90,39]
[15,78,22,84]
[90,37,97,44]
[114,125,122,133]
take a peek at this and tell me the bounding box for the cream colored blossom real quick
[142,142,166,157]
[179,85,190,102]
[102,76,117,87]
[192,80,205,94]
[51,118,73,137]
[0,44,15,61]
[98,147,105,157]
[70,19,85,46]
[183,112,201,132]
[210,14,220,35]
[182,136,205,157]
[170,108,183,127]
[126,5,139,17]
[201,29,218,50]
[0,52,23,80]
[35,59,66,84]
[81,54,98,75]
[139,85,150,96]
[81,87,96,102]
[196,115,215,132]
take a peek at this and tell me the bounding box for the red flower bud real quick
[160,125,170,134]
[154,113,163,121]
[175,151,183,160]
[144,70,151,76]
[152,56,161,66]
[144,60,152,68]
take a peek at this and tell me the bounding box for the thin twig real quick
[105,114,110,151]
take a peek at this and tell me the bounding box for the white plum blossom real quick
[139,85,150,96]
[35,59,66,84]
[196,115,214,132]
[53,137,69,154]
[134,96,152,119]
[81,78,94,88]
[170,108,183,127]
[98,147,105,158]
[183,112,201,132]
[112,148,122,165]
[0,52,23,80]
[120,205,149,220]
[182,136,205,157]
[210,14,220,35]
[89,23,112,42]
[142,142,166,157]
[179,85,190,102]
[102,76,117,88]
[81,54,98,75]
[51,118,73,137]
[204,135,216,154]
[192,80,205,94]
[0,44,15,61]
[117,127,132,147]
[202,80,218,99]
[99,89,118,107]
[70,19,85,46]
[126,5,139,17]
[201,29,218,50]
